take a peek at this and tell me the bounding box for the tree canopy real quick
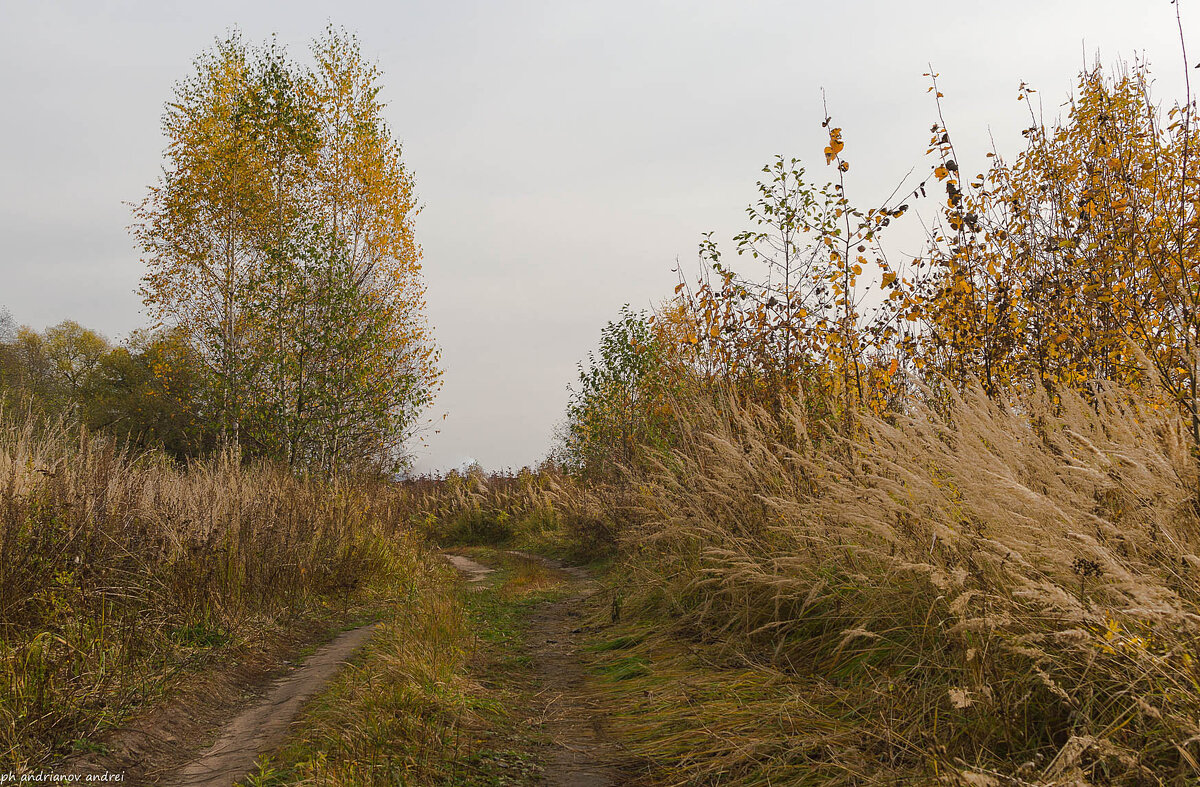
[132,28,440,473]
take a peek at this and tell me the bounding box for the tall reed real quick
[407,466,631,557]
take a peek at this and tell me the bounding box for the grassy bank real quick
[0,411,422,769]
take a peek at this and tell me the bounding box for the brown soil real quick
[171,623,376,787]
[61,619,377,787]
[444,553,495,584]
[526,591,629,786]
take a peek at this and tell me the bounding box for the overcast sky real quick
[1,1,1197,472]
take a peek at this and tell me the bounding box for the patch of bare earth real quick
[527,594,630,786]
[444,553,495,585]
[62,620,376,787]
[170,623,376,787]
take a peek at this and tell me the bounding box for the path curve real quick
[444,553,495,584]
[171,623,377,787]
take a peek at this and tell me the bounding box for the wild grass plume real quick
[601,381,1200,783]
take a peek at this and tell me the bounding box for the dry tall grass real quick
[617,384,1200,783]
[257,566,482,786]
[408,466,633,558]
[0,410,420,769]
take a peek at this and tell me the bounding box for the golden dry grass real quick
[408,465,632,559]
[249,561,488,786]
[240,549,570,786]
[0,410,421,769]
[605,383,1200,783]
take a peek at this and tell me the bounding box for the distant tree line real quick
[0,311,214,458]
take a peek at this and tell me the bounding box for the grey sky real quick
[1,1,1196,472]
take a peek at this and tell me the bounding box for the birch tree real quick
[133,29,440,472]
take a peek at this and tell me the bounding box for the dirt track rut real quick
[449,551,630,786]
[170,623,376,787]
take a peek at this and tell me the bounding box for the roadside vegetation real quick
[409,466,631,561]
[8,14,1200,787]
[0,409,423,768]
[0,26,440,773]
[538,51,1200,783]
[411,53,1200,784]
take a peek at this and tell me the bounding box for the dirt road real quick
[447,551,630,786]
[170,623,376,787]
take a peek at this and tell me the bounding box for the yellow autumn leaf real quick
[824,128,844,164]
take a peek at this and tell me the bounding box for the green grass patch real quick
[592,655,650,681]
[168,619,229,649]
[585,631,647,652]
